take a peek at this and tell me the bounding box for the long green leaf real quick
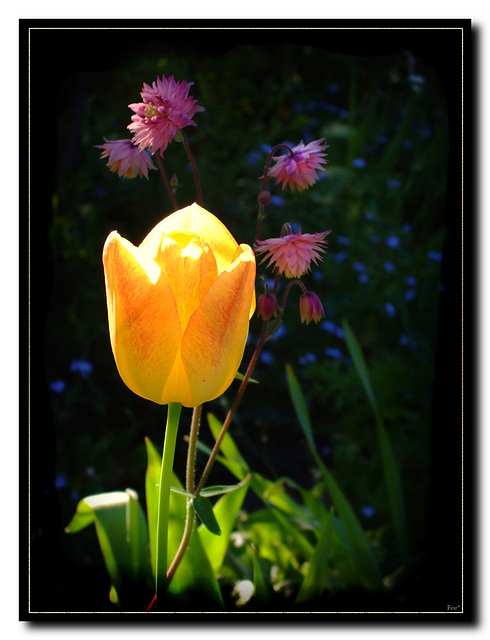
[145,437,224,607]
[285,364,383,590]
[296,508,335,604]
[342,319,409,562]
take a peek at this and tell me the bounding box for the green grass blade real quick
[285,364,383,590]
[342,319,409,562]
[296,508,334,604]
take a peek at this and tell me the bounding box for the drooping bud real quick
[258,190,272,206]
[258,284,278,321]
[299,291,325,325]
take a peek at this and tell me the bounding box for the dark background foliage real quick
[22,20,466,617]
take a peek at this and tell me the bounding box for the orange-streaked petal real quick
[103,231,181,404]
[164,245,256,407]
[139,203,239,274]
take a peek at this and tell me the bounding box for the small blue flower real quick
[70,359,93,378]
[361,506,377,518]
[321,320,337,334]
[273,325,286,339]
[352,158,366,168]
[385,302,396,317]
[428,250,442,262]
[399,335,410,346]
[386,235,400,248]
[270,195,285,206]
[333,251,348,263]
[54,474,67,489]
[383,261,395,273]
[405,289,416,301]
[246,150,261,166]
[358,273,369,284]
[298,353,316,365]
[336,235,350,246]
[406,276,417,286]
[352,262,366,272]
[50,380,66,393]
[386,178,401,189]
[325,347,343,360]
[260,351,274,365]
[402,223,412,233]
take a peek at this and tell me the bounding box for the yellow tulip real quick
[102,203,256,408]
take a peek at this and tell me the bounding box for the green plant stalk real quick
[155,402,182,596]
[166,404,202,585]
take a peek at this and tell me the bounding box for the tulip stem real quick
[155,402,182,598]
[181,131,203,206]
[166,404,202,585]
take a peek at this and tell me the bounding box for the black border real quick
[20,17,471,623]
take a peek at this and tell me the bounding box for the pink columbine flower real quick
[299,291,325,325]
[254,228,332,279]
[127,74,205,156]
[266,139,329,192]
[96,139,157,179]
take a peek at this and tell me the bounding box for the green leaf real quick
[166,471,224,607]
[235,371,259,384]
[198,477,250,572]
[193,495,221,536]
[296,508,334,604]
[145,437,224,607]
[285,364,383,591]
[251,544,273,603]
[66,489,152,607]
[144,436,162,579]
[207,413,250,479]
[342,319,409,562]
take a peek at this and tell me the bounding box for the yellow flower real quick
[102,203,256,407]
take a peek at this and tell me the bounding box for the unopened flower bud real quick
[258,286,278,321]
[258,190,272,206]
[170,173,179,188]
[299,291,325,325]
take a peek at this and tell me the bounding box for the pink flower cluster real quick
[267,139,329,192]
[254,228,332,279]
[128,75,205,156]
[95,139,156,179]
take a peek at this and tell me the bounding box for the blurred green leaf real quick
[207,413,250,480]
[342,319,409,562]
[285,363,383,591]
[296,508,335,604]
[251,544,273,603]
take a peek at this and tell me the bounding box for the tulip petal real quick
[103,231,181,404]
[165,245,256,407]
[140,203,240,275]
